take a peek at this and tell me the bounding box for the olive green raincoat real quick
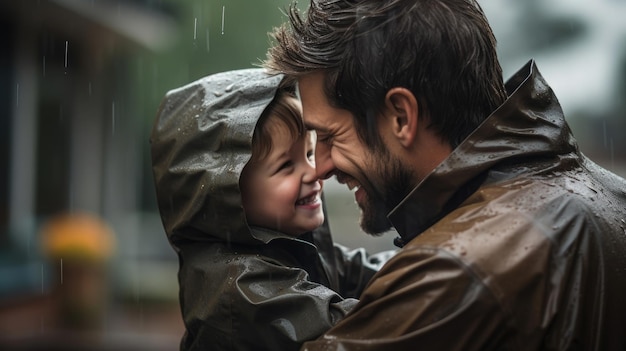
[302,61,626,350]
[150,69,386,351]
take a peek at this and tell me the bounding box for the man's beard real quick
[359,149,415,235]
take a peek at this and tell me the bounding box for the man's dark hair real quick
[265,0,508,149]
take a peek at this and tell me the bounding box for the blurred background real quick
[0,0,624,350]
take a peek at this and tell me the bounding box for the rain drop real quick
[64,40,68,74]
[221,6,225,35]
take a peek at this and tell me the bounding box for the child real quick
[150,69,389,351]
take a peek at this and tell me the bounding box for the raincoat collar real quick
[250,225,313,245]
[388,60,579,246]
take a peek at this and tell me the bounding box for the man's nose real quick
[314,142,334,180]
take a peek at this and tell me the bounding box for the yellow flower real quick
[40,212,116,262]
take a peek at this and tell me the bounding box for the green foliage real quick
[134,0,299,210]
[136,0,296,122]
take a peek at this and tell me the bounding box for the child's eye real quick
[306,150,314,160]
[279,160,293,170]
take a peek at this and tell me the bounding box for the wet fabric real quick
[150,69,388,351]
[302,60,626,350]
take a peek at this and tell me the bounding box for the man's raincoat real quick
[150,69,385,351]
[303,61,626,350]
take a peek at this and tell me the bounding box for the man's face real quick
[298,73,414,235]
[240,119,324,236]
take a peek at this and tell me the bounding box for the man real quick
[264,0,626,350]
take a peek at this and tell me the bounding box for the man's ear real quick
[384,87,419,148]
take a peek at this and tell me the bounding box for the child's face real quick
[240,120,324,236]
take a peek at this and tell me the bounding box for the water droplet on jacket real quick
[213,91,223,97]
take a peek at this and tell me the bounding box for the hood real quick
[150,68,283,247]
[389,59,579,244]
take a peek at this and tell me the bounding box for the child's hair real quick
[250,81,305,161]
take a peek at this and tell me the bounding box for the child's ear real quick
[384,87,419,148]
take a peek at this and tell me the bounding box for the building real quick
[0,1,182,349]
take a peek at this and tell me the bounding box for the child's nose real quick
[314,142,334,180]
[302,160,319,184]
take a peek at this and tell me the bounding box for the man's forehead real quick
[295,73,333,133]
[295,72,326,99]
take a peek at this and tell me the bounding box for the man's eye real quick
[317,134,332,144]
